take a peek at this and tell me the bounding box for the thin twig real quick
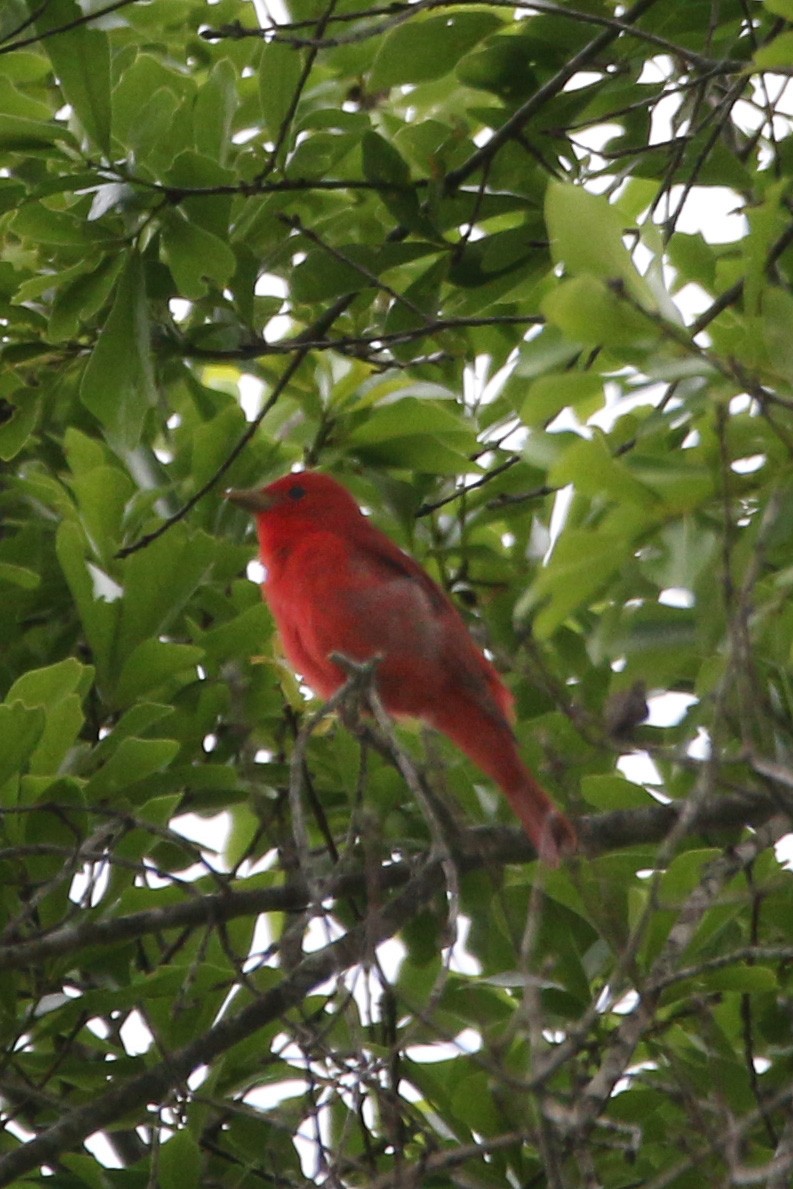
[116,294,354,558]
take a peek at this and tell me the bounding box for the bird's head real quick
[225,471,363,529]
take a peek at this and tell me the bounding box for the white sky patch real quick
[658,587,695,608]
[253,0,290,25]
[171,811,230,855]
[70,858,110,907]
[119,1009,153,1057]
[637,55,675,85]
[446,914,481,976]
[564,70,605,93]
[255,271,291,342]
[645,691,697,728]
[649,90,684,147]
[618,750,663,786]
[666,185,748,243]
[247,558,267,584]
[405,1027,482,1063]
[588,378,667,431]
[775,834,793,868]
[732,454,765,474]
[169,297,191,321]
[672,281,713,320]
[546,484,574,557]
[687,727,711,761]
[84,1134,124,1171]
[372,936,406,983]
[239,373,265,420]
[88,563,123,602]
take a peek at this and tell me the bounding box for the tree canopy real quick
[2,0,793,1184]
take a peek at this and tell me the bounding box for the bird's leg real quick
[329,654,463,949]
[328,651,383,735]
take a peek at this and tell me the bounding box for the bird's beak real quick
[224,487,275,514]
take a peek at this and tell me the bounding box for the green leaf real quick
[7,657,91,707]
[354,434,474,472]
[55,521,120,683]
[115,639,204,708]
[0,178,26,215]
[8,659,91,776]
[224,803,261,869]
[519,372,604,426]
[349,396,475,448]
[549,437,657,508]
[22,778,87,882]
[79,253,156,450]
[581,775,652,810]
[68,464,134,566]
[85,737,180,800]
[0,392,38,460]
[382,257,449,355]
[159,1128,202,1189]
[362,130,429,231]
[112,52,189,145]
[161,211,236,299]
[519,528,634,637]
[114,525,216,671]
[701,967,778,992]
[0,75,51,121]
[628,456,713,512]
[0,51,51,85]
[59,1153,111,1189]
[291,246,374,303]
[0,113,75,151]
[198,603,273,665]
[0,562,39,590]
[291,242,439,303]
[754,29,793,68]
[190,405,248,486]
[90,703,175,767]
[0,703,45,793]
[742,184,787,318]
[658,850,720,903]
[287,129,360,179]
[194,58,238,164]
[35,0,111,154]
[49,254,124,341]
[163,150,234,236]
[362,130,411,187]
[258,39,303,147]
[370,12,503,88]
[758,286,793,384]
[542,275,658,348]
[545,181,656,306]
[457,32,539,99]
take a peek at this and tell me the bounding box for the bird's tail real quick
[434,698,577,865]
[500,772,577,866]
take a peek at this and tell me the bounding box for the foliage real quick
[1,0,793,1184]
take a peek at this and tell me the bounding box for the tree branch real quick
[0,858,443,1186]
[0,787,783,973]
[443,0,664,192]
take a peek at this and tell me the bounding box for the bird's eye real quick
[288,484,306,501]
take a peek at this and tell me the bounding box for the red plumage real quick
[227,472,576,864]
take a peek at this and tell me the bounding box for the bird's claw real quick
[328,652,383,729]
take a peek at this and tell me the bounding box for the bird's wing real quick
[347,523,516,725]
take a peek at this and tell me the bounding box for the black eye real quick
[288,484,306,501]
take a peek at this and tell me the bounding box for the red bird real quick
[226,472,576,864]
